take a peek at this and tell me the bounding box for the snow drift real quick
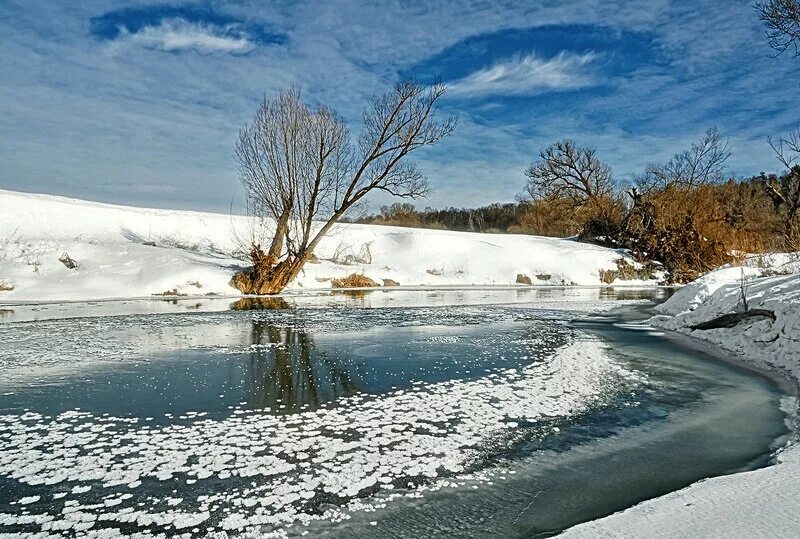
[564,257,800,537]
[0,189,653,302]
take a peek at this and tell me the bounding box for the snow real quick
[563,259,800,537]
[0,189,656,303]
[0,330,639,536]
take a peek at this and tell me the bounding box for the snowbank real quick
[0,189,654,302]
[563,260,800,537]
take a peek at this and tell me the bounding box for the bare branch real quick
[767,124,800,249]
[768,123,800,168]
[756,0,800,56]
[523,140,614,203]
[637,127,730,193]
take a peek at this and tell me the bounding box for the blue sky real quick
[1,1,799,212]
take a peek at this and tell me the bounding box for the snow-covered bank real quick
[0,189,655,303]
[563,259,800,537]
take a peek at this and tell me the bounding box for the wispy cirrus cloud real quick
[447,51,599,97]
[117,18,255,54]
[1,0,799,211]
[89,5,285,56]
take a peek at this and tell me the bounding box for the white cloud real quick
[447,51,598,97]
[119,19,255,55]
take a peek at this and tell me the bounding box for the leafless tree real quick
[523,140,614,203]
[233,81,456,294]
[636,127,731,194]
[766,125,800,248]
[757,0,800,56]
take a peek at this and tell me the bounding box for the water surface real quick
[0,289,790,537]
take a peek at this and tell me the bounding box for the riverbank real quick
[563,263,800,537]
[0,189,658,303]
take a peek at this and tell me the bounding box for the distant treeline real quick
[346,202,529,233]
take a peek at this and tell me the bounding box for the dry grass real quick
[0,281,14,292]
[330,273,379,288]
[599,259,655,284]
[516,273,533,285]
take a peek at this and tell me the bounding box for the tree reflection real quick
[246,320,362,412]
[231,297,291,310]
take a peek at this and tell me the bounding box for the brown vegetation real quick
[516,274,533,285]
[330,273,379,288]
[0,281,14,292]
[599,259,656,284]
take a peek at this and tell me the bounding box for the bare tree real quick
[757,0,800,56]
[233,81,456,294]
[636,127,731,194]
[523,140,614,203]
[766,125,800,248]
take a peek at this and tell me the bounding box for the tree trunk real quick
[231,255,305,295]
[689,309,776,330]
[267,208,291,266]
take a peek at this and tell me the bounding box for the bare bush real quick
[636,127,730,194]
[767,125,800,249]
[330,273,379,288]
[58,252,79,270]
[524,140,614,203]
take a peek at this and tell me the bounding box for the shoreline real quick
[562,277,800,537]
[0,285,670,323]
[0,283,674,307]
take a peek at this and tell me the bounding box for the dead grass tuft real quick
[599,259,655,284]
[515,274,533,285]
[0,281,14,292]
[330,273,379,288]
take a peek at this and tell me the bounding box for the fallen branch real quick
[689,309,776,330]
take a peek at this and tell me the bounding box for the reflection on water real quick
[246,321,361,412]
[231,297,291,310]
[0,286,674,323]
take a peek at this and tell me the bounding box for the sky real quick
[1,0,799,212]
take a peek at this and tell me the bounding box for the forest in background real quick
[348,127,800,284]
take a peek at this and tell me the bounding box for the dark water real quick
[0,290,791,538]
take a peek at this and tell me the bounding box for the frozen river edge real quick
[562,269,800,537]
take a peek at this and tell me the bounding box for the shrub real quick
[516,274,533,285]
[511,197,582,237]
[599,259,656,284]
[330,273,379,288]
